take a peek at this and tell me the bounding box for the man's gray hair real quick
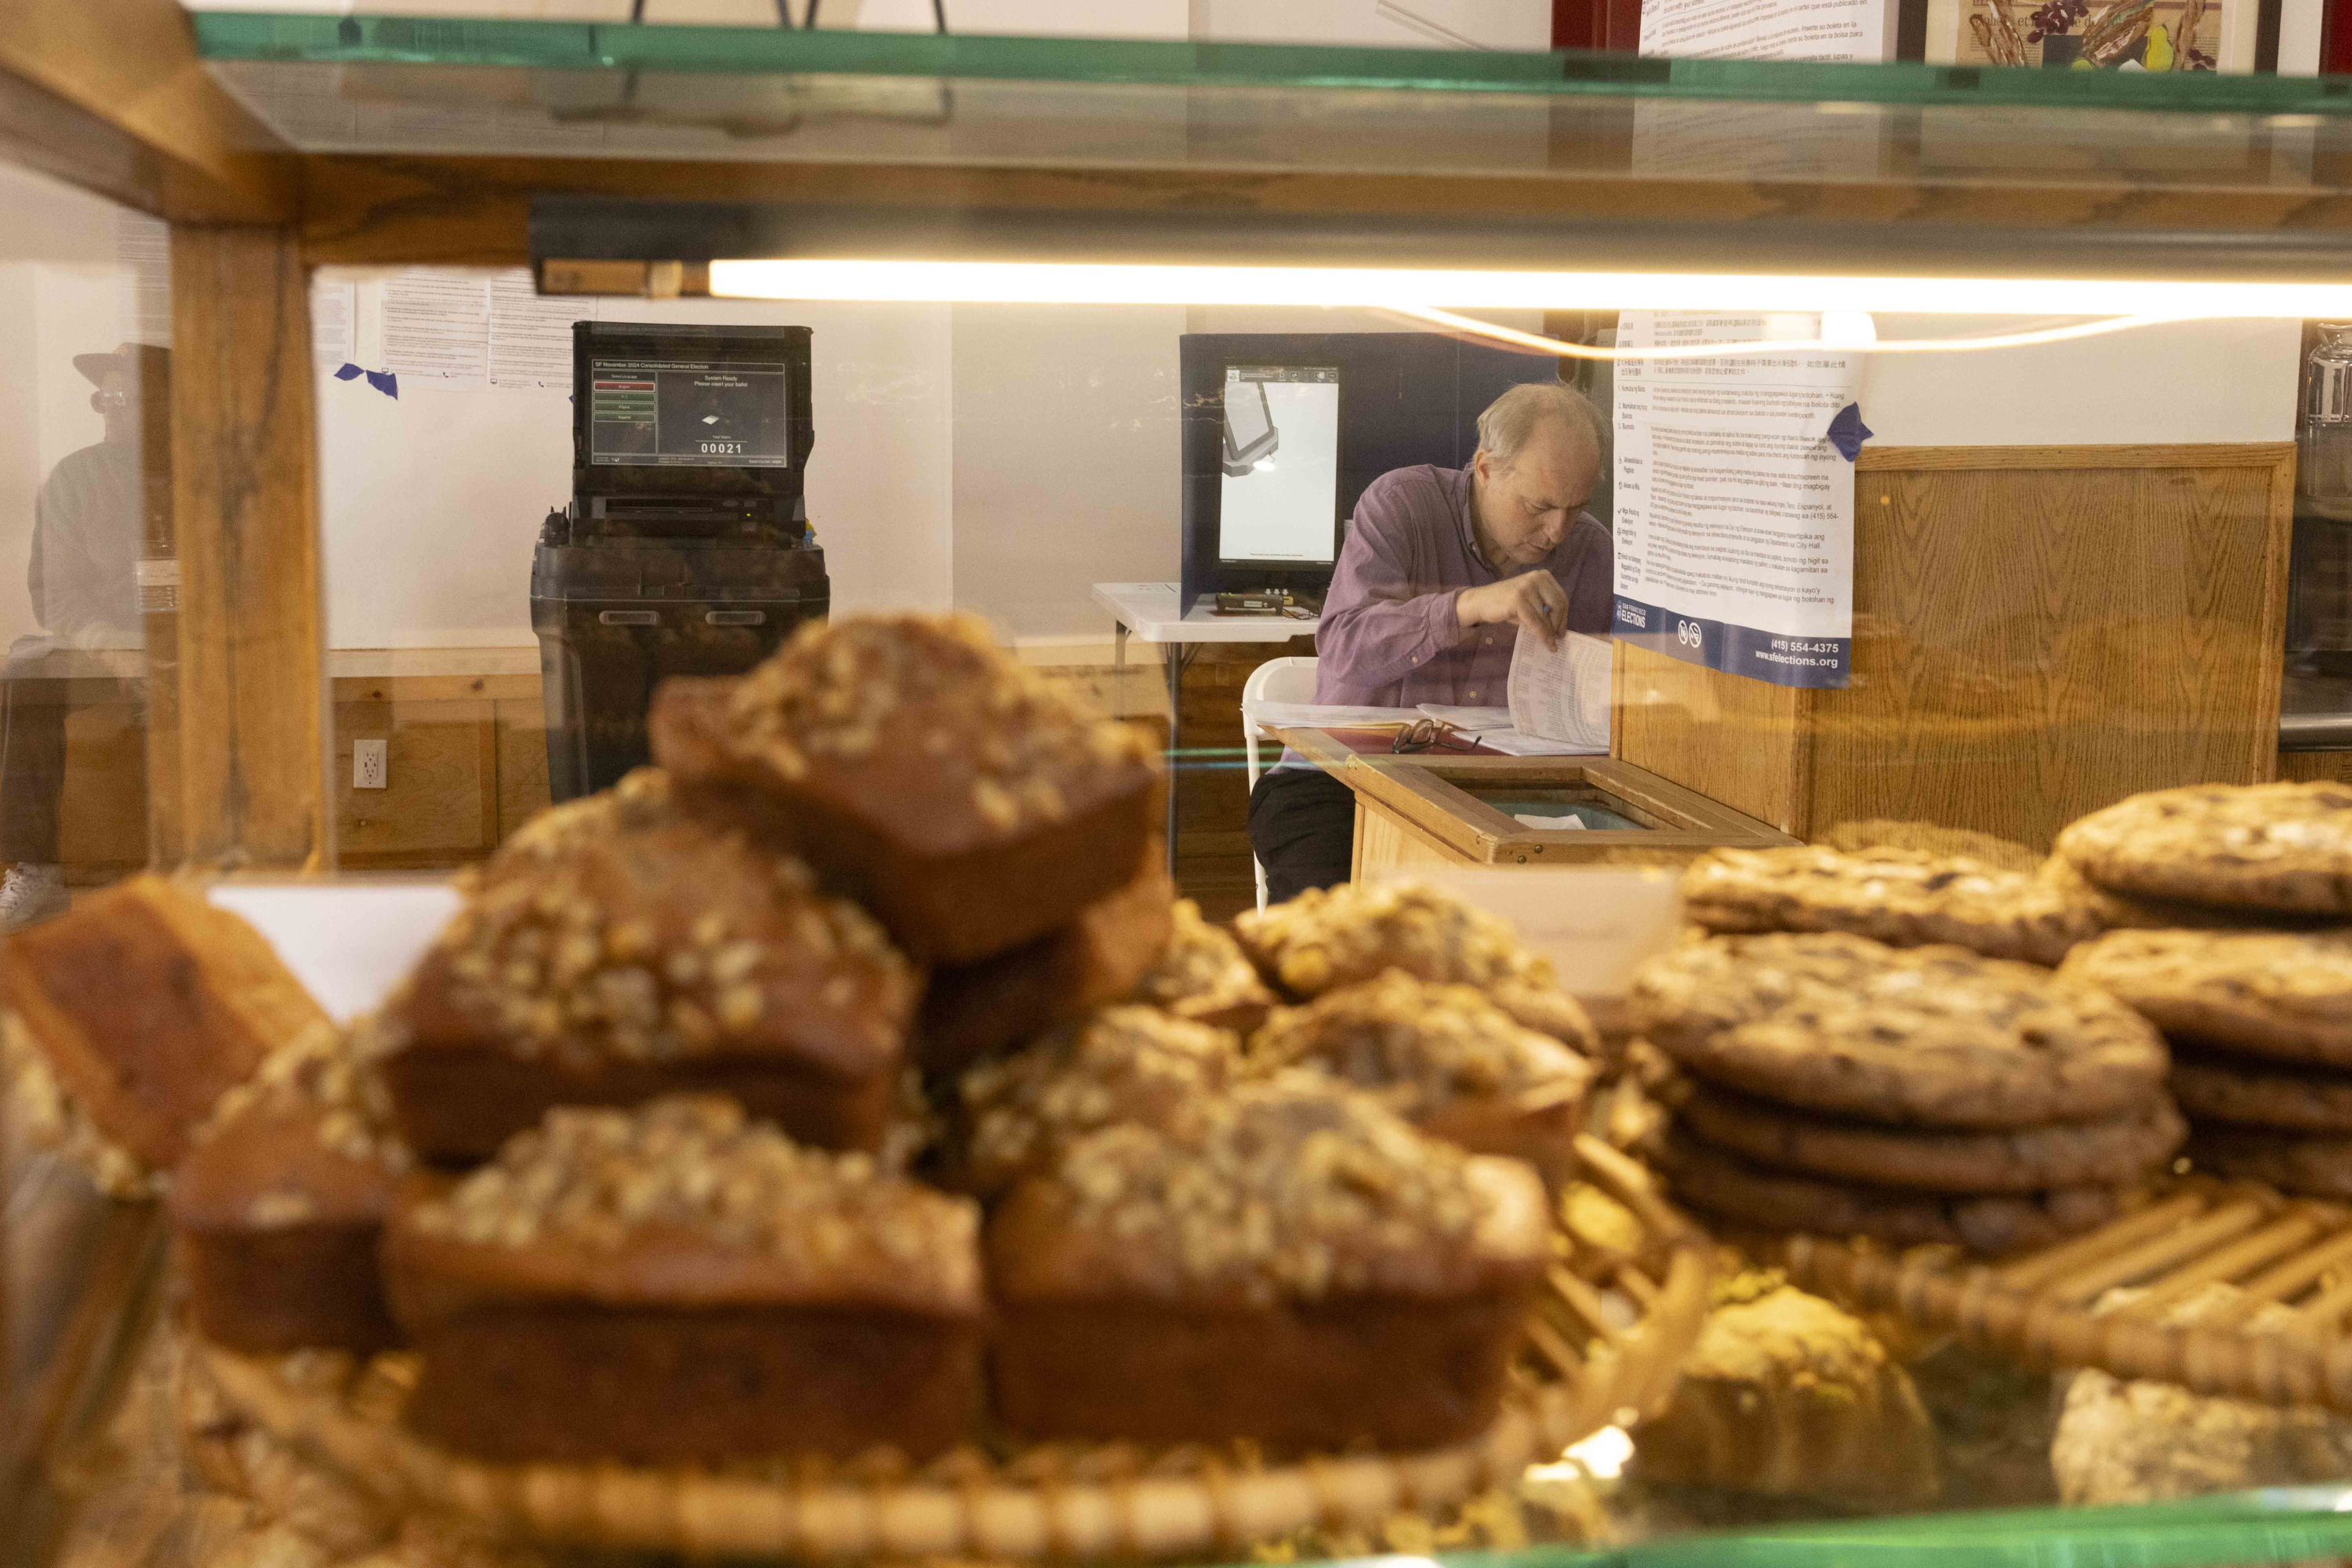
[1475,381,1604,471]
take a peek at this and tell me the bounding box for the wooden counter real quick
[1277,727,1794,877]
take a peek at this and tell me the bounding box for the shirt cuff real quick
[1425,588,1467,661]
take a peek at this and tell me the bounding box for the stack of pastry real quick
[2053,782,2352,1199]
[1630,931,2184,1254]
[5,612,1607,1475]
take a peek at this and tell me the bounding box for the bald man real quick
[1247,382,1613,904]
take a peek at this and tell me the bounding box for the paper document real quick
[310,280,355,366]
[1479,731,1603,757]
[1611,311,1861,689]
[1640,0,1897,60]
[1507,631,1612,750]
[488,270,579,390]
[382,269,489,387]
[1246,702,1419,731]
[1416,702,1599,757]
[1514,814,1589,829]
[1416,704,1515,731]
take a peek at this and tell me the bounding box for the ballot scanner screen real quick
[1218,365,1341,567]
[587,358,794,466]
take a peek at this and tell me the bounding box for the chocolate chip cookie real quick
[1630,932,2170,1130]
[1670,1077,2186,1194]
[1682,846,2100,966]
[2059,928,2352,1065]
[2055,782,2352,916]
[2186,1126,2352,1200]
[2169,1049,2352,1134]
[2036,855,2307,934]
[1659,1131,2129,1255]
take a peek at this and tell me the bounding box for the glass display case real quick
[19,5,2352,1566]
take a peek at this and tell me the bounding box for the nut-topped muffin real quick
[378,770,919,1163]
[988,1075,1549,1450]
[916,841,1174,1077]
[1232,880,1598,1055]
[1128,898,1279,1036]
[1249,971,1595,1183]
[171,1022,410,1352]
[649,614,1162,964]
[951,1004,1245,1196]
[384,1096,984,1463]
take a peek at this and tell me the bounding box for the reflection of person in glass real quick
[0,343,162,927]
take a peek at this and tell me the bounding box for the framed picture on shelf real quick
[1926,0,2273,67]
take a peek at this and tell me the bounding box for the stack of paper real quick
[1506,631,1612,753]
[1245,702,1420,731]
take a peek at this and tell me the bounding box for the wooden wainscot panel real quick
[2280,750,2352,785]
[56,687,151,879]
[496,695,551,844]
[1615,442,2295,851]
[333,691,498,868]
[1613,641,1812,836]
[322,671,552,868]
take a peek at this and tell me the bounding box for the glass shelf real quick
[191,11,2352,200]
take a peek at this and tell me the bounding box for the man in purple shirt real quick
[1247,381,1613,904]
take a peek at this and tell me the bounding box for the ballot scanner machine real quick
[532,321,829,802]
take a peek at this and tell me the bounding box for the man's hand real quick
[1457,572,1567,651]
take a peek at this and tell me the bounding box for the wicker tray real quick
[1777,1176,2352,1411]
[195,1137,1709,1562]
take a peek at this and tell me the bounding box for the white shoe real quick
[0,863,69,929]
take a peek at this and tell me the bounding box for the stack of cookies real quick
[1630,931,2183,1255]
[2053,781,2352,1198]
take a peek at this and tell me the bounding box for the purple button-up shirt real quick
[1314,464,1613,708]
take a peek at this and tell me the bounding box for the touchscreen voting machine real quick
[532,321,830,801]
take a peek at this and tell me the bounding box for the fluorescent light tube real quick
[707,257,2352,318]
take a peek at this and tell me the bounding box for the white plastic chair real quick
[1240,655,1320,912]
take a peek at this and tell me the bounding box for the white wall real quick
[949,305,1187,639]
[314,270,953,648]
[1858,316,2299,447]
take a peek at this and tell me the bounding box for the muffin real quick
[383,1096,985,1462]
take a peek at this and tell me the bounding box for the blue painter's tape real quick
[1828,403,1874,462]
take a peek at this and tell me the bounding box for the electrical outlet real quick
[354,739,388,790]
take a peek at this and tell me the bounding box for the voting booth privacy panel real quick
[1178,333,1572,612]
